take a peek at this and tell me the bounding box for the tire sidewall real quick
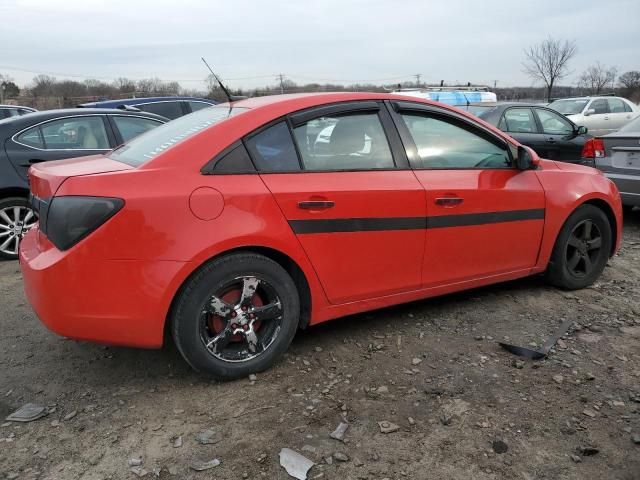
[550,205,612,290]
[172,254,300,379]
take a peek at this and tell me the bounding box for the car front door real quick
[107,115,164,145]
[585,99,614,136]
[533,107,584,162]
[390,101,545,287]
[251,102,426,304]
[498,107,549,157]
[5,115,115,180]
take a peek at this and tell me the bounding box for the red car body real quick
[20,93,622,350]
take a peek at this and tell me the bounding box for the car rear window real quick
[108,106,248,167]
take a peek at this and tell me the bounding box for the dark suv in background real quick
[78,96,217,119]
[0,105,37,119]
[0,108,166,259]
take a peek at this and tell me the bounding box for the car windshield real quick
[618,116,640,133]
[548,99,589,115]
[109,106,248,166]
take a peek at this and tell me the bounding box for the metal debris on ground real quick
[190,458,221,471]
[5,403,47,422]
[279,448,314,480]
[499,318,574,360]
[330,422,349,441]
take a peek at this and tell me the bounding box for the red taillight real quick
[581,138,605,159]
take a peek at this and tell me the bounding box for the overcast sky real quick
[1,0,639,91]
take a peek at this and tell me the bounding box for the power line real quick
[414,74,422,87]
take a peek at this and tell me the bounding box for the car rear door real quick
[586,99,615,136]
[389,101,545,287]
[606,98,634,132]
[251,101,426,304]
[5,115,116,181]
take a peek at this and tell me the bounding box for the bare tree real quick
[113,77,137,94]
[31,74,57,98]
[523,37,577,101]
[618,70,640,102]
[578,62,617,94]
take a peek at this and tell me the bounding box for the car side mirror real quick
[516,146,539,170]
[583,109,595,117]
[576,125,588,135]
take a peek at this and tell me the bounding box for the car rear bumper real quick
[19,226,187,348]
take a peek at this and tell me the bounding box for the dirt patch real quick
[1,214,639,479]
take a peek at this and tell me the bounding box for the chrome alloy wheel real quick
[0,205,37,257]
[200,276,284,363]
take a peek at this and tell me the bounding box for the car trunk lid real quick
[29,155,133,198]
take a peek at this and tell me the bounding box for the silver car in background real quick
[548,96,639,137]
[593,116,640,210]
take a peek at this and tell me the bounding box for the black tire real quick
[171,252,300,379]
[0,197,37,261]
[545,205,612,290]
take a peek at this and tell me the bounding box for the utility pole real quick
[493,80,498,89]
[276,74,285,94]
[413,74,422,88]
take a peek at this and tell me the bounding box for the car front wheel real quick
[545,204,612,290]
[171,252,300,379]
[0,197,38,260]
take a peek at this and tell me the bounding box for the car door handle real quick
[435,197,463,206]
[297,200,335,210]
[604,116,609,120]
[547,138,556,143]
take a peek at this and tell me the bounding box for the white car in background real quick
[548,96,639,137]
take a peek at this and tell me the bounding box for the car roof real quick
[0,108,167,129]
[79,96,217,107]
[0,104,36,109]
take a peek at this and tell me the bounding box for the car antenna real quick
[201,57,245,104]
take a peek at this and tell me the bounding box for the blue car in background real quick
[78,96,217,120]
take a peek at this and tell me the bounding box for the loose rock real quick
[378,420,400,433]
[330,422,349,441]
[492,439,508,454]
[190,458,221,471]
[195,429,220,445]
[333,452,349,462]
[279,448,314,480]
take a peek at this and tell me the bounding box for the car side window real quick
[535,109,574,135]
[292,112,395,171]
[400,113,510,169]
[188,101,211,113]
[41,117,109,149]
[622,101,633,113]
[607,98,626,113]
[112,116,162,142]
[245,121,301,172]
[500,108,537,133]
[137,102,183,119]
[590,99,610,115]
[15,126,44,148]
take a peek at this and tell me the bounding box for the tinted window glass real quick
[590,99,610,114]
[188,101,212,113]
[112,116,162,142]
[400,113,510,169]
[246,122,300,172]
[137,101,183,119]
[608,98,626,113]
[536,109,574,135]
[501,109,537,133]
[39,116,109,149]
[16,126,44,148]
[109,106,247,167]
[292,113,394,171]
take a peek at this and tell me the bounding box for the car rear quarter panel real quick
[54,165,331,339]
[533,160,623,271]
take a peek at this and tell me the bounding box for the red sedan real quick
[20,93,622,379]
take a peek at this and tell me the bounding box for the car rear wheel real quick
[0,197,37,261]
[545,204,612,290]
[171,252,300,379]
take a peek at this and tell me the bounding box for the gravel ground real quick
[1,212,639,480]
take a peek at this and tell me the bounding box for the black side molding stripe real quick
[427,208,545,229]
[289,209,545,234]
